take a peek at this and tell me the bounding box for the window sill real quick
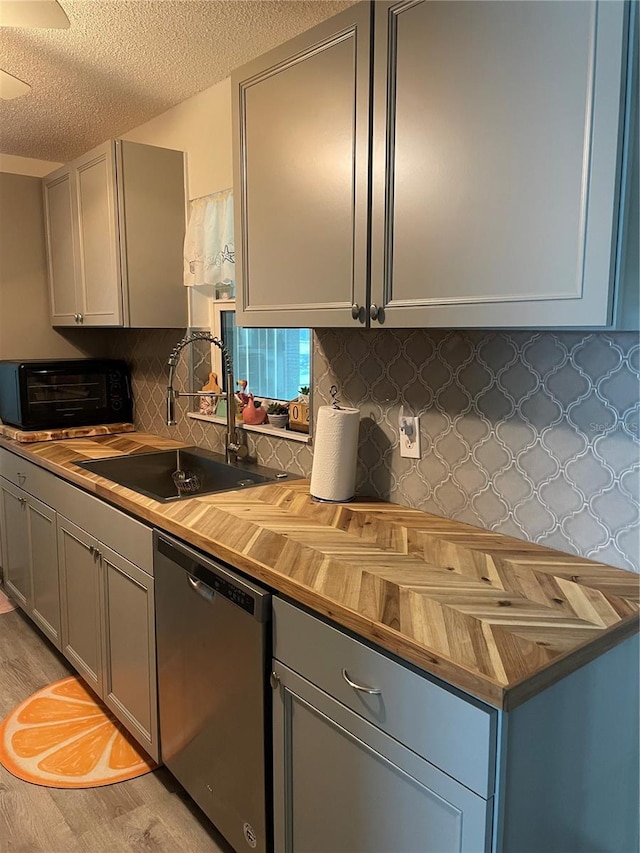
[187,411,311,444]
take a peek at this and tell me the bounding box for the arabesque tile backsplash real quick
[115,327,639,573]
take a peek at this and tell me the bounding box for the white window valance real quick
[183,188,235,289]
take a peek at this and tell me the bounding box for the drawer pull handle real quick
[342,668,381,695]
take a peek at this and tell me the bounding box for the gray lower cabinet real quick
[272,661,491,853]
[100,544,158,760]
[273,600,639,853]
[57,516,104,694]
[57,515,159,762]
[0,477,31,609]
[272,598,494,852]
[0,448,157,762]
[0,476,61,648]
[26,494,61,647]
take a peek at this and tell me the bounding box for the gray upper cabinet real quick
[232,3,371,328]
[42,169,79,326]
[371,0,633,328]
[43,139,187,329]
[233,0,637,329]
[74,142,122,325]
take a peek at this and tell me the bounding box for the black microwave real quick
[0,359,133,431]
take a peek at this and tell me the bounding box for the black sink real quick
[74,446,297,502]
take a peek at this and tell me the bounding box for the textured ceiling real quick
[0,0,356,162]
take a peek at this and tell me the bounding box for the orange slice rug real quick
[0,589,16,614]
[0,676,156,788]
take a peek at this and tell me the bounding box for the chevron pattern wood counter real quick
[1,432,638,709]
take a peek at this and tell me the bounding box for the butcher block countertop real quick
[1,432,638,710]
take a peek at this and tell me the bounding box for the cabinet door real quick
[74,141,123,326]
[273,662,491,853]
[43,166,80,326]
[27,495,61,650]
[233,2,370,328]
[0,478,31,609]
[57,517,103,694]
[100,544,158,761]
[370,0,629,328]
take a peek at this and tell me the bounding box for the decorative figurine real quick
[236,379,250,410]
[242,395,267,425]
[199,372,222,415]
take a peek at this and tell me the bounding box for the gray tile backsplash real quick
[117,327,640,573]
[315,329,640,573]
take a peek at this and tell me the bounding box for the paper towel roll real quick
[310,406,360,502]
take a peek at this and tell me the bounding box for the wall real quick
[121,78,233,326]
[122,79,233,200]
[0,153,62,177]
[0,172,103,360]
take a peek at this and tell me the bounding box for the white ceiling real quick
[0,0,356,163]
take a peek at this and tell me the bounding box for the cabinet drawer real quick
[0,449,60,507]
[273,598,496,797]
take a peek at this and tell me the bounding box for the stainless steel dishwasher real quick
[154,532,271,853]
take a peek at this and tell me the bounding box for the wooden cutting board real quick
[0,423,135,444]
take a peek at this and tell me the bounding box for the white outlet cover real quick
[399,415,421,459]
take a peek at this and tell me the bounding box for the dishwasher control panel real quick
[198,570,256,615]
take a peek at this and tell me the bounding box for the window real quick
[210,300,311,402]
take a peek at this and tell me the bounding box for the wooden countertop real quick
[1,432,638,710]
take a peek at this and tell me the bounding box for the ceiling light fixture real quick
[0,67,31,99]
[0,0,69,100]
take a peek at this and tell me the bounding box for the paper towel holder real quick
[330,385,341,409]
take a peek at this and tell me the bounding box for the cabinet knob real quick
[269,671,280,689]
[78,313,84,324]
[369,304,379,321]
[74,314,79,323]
[351,303,360,321]
[18,497,27,507]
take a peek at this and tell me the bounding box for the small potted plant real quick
[267,402,289,428]
[298,386,310,404]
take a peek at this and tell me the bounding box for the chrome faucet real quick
[166,331,247,463]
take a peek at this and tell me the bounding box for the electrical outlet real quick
[399,414,421,459]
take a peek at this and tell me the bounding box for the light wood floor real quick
[0,606,234,853]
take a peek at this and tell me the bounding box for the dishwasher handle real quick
[187,573,215,602]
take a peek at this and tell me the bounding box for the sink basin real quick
[74,446,298,502]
